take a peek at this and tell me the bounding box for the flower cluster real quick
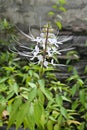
[29,24,73,67]
[11,24,73,67]
[30,24,62,67]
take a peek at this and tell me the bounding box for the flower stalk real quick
[10,23,74,68]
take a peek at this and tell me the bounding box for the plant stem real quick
[42,24,49,67]
[39,24,49,78]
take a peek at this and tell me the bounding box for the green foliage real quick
[0,57,82,129]
[0,17,87,130]
[67,67,87,130]
[0,18,16,47]
[48,0,66,29]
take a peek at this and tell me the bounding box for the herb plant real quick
[0,23,82,130]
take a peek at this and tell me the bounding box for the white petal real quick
[44,61,48,67]
[51,59,54,65]
[37,55,43,62]
[35,45,39,52]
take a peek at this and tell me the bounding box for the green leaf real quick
[59,0,66,5]
[40,114,45,129]
[25,103,35,130]
[13,82,19,95]
[56,94,63,106]
[78,122,85,130]
[77,78,84,87]
[28,82,37,88]
[21,93,28,99]
[16,101,30,129]
[71,84,77,96]
[0,77,8,83]
[54,124,59,130]
[49,116,56,122]
[33,72,39,79]
[84,65,87,74]
[72,100,79,110]
[52,5,57,9]
[3,19,9,28]
[59,6,66,12]
[79,90,85,106]
[58,115,62,129]
[38,79,45,88]
[38,79,53,101]
[60,107,67,119]
[48,11,55,16]
[40,86,53,102]
[47,120,53,130]
[38,88,45,105]
[55,21,62,30]
[62,96,71,102]
[7,97,22,130]
[34,100,43,126]
[28,88,37,102]
[6,91,14,100]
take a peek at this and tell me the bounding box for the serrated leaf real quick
[34,100,43,126]
[25,103,35,130]
[7,97,22,130]
[28,88,37,102]
[38,80,53,102]
[16,101,30,129]
[40,86,53,102]
[38,88,44,105]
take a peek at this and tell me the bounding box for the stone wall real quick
[0,0,87,32]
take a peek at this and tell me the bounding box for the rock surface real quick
[0,0,87,32]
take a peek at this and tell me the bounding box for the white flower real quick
[44,60,48,67]
[51,59,54,65]
[30,45,39,60]
[33,45,39,57]
[37,55,43,63]
[40,33,45,38]
[35,37,42,43]
[15,24,72,67]
[41,38,46,45]
[35,45,39,52]
[52,46,57,52]
[47,47,52,57]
